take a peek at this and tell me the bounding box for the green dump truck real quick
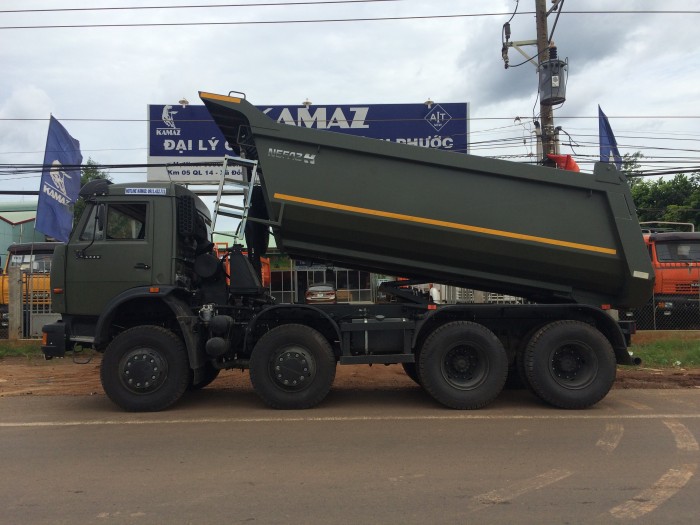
[42,91,654,412]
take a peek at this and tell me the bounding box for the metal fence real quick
[1,270,60,339]
[622,288,700,331]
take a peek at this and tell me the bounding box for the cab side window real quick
[79,203,147,241]
[106,203,147,240]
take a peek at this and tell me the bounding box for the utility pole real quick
[502,0,567,166]
[535,0,556,161]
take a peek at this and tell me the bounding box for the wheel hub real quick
[552,346,584,381]
[120,348,167,394]
[442,345,486,389]
[272,348,315,391]
[446,349,477,379]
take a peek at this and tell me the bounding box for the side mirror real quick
[96,204,106,231]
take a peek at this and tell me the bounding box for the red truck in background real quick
[629,222,700,328]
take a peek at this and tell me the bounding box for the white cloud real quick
[0,0,698,188]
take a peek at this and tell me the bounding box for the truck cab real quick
[46,179,218,348]
[638,231,700,327]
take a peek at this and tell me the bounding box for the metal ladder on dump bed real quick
[211,155,259,241]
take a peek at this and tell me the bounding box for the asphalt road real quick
[1,388,699,525]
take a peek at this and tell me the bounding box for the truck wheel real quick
[250,324,336,409]
[100,326,190,412]
[524,321,616,409]
[418,322,508,409]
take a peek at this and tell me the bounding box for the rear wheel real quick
[418,322,508,409]
[100,325,190,412]
[523,321,616,409]
[250,324,336,409]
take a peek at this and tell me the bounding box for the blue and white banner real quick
[147,101,469,183]
[36,116,83,242]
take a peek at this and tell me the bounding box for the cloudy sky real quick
[1,0,699,199]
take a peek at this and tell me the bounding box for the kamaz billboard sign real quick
[147,102,469,183]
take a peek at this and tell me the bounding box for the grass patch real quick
[629,339,700,368]
[0,339,42,358]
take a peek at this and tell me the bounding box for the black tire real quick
[513,325,546,393]
[401,362,421,386]
[189,362,220,390]
[523,320,616,409]
[418,322,508,409]
[100,325,190,412]
[249,324,336,409]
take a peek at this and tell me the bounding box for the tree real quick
[74,158,110,222]
[622,152,644,187]
[631,173,700,228]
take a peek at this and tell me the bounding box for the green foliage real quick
[622,152,644,186]
[630,170,700,229]
[73,158,111,222]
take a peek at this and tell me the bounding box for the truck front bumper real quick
[41,321,67,359]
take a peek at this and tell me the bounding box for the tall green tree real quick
[73,158,110,222]
[631,173,700,228]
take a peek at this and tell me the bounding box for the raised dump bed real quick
[200,91,653,309]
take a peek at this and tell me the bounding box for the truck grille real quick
[675,283,700,293]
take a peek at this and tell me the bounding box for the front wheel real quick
[523,321,616,409]
[418,322,508,409]
[249,324,336,409]
[100,326,190,412]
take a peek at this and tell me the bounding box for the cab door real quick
[65,201,152,315]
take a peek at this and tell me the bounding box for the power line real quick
[1,1,405,14]
[0,13,527,30]
[2,8,696,30]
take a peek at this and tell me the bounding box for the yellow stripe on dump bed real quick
[199,92,242,104]
[274,193,618,256]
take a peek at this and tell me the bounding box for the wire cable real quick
[1,1,406,14]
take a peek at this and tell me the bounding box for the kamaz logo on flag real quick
[425,104,452,132]
[43,160,73,205]
[268,148,316,165]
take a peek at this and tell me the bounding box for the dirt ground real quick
[1,330,699,398]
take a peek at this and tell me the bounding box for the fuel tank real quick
[200,91,653,308]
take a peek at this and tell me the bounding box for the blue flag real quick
[598,105,622,170]
[35,116,83,242]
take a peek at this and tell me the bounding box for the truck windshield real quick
[656,241,700,262]
[7,253,53,272]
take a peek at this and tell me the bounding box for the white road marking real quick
[609,463,697,520]
[597,422,625,453]
[1,413,700,429]
[469,469,573,511]
[664,420,700,452]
